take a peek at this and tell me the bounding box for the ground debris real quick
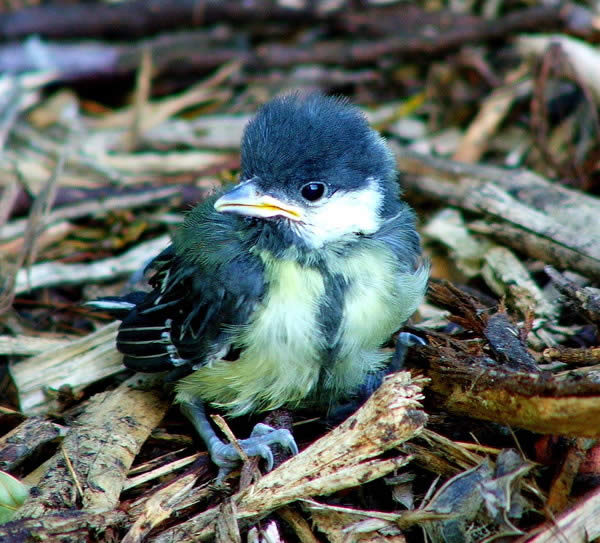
[0,1,599,540]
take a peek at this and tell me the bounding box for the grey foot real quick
[210,422,298,477]
[179,399,298,481]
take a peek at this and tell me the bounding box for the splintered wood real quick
[395,146,600,280]
[13,375,168,519]
[2,3,600,540]
[9,321,124,415]
[149,372,427,542]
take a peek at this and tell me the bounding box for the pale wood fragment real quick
[10,321,123,415]
[453,67,531,163]
[99,150,234,174]
[518,34,600,101]
[149,372,427,542]
[127,480,214,521]
[471,220,600,281]
[423,208,492,278]
[482,246,557,320]
[14,374,168,519]
[14,235,169,294]
[0,221,75,257]
[527,485,600,543]
[122,453,201,491]
[394,147,600,279]
[277,506,321,543]
[424,210,558,321]
[0,334,72,356]
[121,470,200,543]
[308,502,412,542]
[0,189,177,243]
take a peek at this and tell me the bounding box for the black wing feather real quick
[91,200,266,376]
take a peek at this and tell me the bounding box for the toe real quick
[256,445,274,471]
[278,429,299,455]
[250,423,276,437]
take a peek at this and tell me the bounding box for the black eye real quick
[301,182,326,202]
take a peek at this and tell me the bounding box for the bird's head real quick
[214,93,400,253]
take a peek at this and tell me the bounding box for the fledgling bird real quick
[88,93,429,477]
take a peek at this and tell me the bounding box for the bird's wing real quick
[373,202,423,272]
[116,203,265,376]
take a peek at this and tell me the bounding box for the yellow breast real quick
[320,245,428,400]
[176,243,427,416]
[176,253,326,415]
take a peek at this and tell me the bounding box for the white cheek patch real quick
[296,178,383,248]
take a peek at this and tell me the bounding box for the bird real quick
[87,92,429,479]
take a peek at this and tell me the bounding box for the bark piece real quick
[547,438,596,513]
[417,341,600,437]
[0,510,127,542]
[542,346,600,366]
[14,374,168,518]
[484,312,538,371]
[10,321,124,415]
[149,372,427,542]
[545,266,600,325]
[395,147,600,280]
[0,417,67,473]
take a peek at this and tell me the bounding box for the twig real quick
[14,374,168,518]
[0,186,180,242]
[0,0,338,41]
[123,454,202,492]
[126,47,152,152]
[0,128,66,314]
[14,235,170,294]
[60,442,84,501]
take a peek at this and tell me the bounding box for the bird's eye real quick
[300,182,326,202]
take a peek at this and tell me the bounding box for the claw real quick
[180,399,299,481]
[211,424,298,478]
[397,331,427,347]
[257,444,274,471]
[391,332,427,371]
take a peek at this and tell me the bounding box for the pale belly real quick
[176,245,427,415]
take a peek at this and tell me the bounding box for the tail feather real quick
[85,292,148,320]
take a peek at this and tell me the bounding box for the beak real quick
[214,179,303,221]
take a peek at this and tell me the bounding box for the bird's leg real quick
[327,332,427,423]
[179,398,298,481]
[351,332,427,399]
